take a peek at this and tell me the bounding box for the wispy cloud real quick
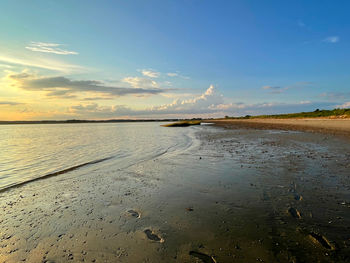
[167,72,190,79]
[167,72,178,77]
[122,76,159,89]
[323,36,339,43]
[25,42,78,55]
[83,97,114,101]
[262,86,288,94]
[320,92,350,100]
[140,69,160,78]
[262,82,313,94]
[0,54,85,73]
[137,69,189,79]
[0,101,23,106]
[7,72,167,98]
[0,63,13,69]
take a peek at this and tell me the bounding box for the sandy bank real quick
[210,118,350,138]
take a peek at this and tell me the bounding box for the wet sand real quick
[210,118,350,138]
[1,125,350,262]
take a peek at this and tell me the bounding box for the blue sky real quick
[0,0,349,120]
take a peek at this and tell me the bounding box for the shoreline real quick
[208,118,350,139]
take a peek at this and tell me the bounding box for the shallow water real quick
[0,122,194,190]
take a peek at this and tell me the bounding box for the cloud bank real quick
[66,85,330,119]
[8,73,167,99]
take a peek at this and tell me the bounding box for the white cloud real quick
[25,42,78,55]
[323,36,339,43]
[336,102,350,108]
[140,69,160,78]
[150,85,224,113]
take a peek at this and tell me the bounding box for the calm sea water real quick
[0,122,196,191]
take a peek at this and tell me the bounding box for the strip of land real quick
[161,120,201,127]
[209,118,350,138]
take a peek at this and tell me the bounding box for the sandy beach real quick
[209,118,350,138]
[0,123,350,262]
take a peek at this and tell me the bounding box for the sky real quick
[0,0,349,120]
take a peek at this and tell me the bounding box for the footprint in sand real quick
[294,193,303,201]
[127,209,141,218]
[189,251,217,263]
[309,232,335,250]
[144,229,164,243]
[288,207,301,219]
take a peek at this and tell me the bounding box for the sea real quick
[0,122,197,191]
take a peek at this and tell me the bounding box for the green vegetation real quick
[224,108,350,119]
[161,120,201,127]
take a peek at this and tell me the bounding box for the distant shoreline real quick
[1,108,349,125]
[0,119,185,125]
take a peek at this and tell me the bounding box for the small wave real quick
[0,156,114,193]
